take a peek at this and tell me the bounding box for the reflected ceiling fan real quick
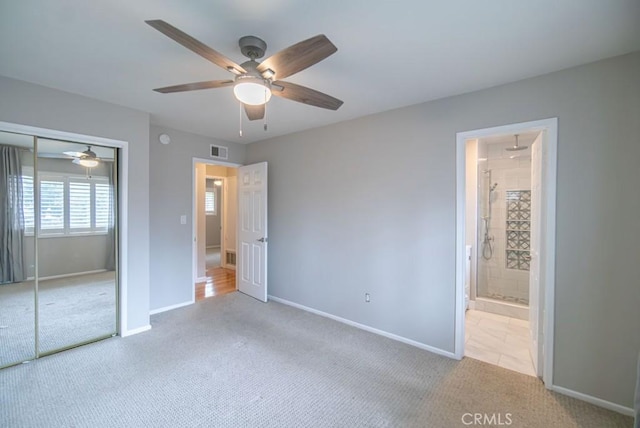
[146,20,343,125]
[63,145,100,168]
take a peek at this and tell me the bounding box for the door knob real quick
[257,237,268,243]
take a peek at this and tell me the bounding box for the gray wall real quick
[24,235,110,278]
[149,125,245,311]
[246,52,640,408]
[0,75,151,332]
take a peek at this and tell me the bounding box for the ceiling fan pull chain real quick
[239,102,243,137]
[264,87,268,131]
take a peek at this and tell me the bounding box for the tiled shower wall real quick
[477,141,531,304]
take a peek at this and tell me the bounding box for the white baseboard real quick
[550,385,634,417]
[121,324,151,337]
[149,300,194,315]
[268,295,456,359]
[29,269,108,281]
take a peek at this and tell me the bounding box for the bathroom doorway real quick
[455,119,557,385]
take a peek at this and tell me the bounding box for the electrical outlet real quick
[365,293,370,303]
[180,215,187,225]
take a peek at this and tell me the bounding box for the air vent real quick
[226,251,236,266]
[210,144,229,160]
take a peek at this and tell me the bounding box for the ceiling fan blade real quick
[153,80,234,94]
[244,104,265,121]
[271,81,343,110]
[146,20,246,74]
[257,35,337,80]
[62,151,84,158]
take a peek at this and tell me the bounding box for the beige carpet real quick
[0,292,632,427]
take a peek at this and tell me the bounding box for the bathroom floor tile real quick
[498,353,536,377]
[509,317,529,328]
[465,339,501,365]
[464,309,536,378]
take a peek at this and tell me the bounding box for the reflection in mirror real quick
[36,138,117,354]
[0,131,36,367]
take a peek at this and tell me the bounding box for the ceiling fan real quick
[63,145,100,168]
[145,20,343,123]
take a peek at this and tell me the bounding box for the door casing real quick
[454,118,558,387]
[191,158,241,303]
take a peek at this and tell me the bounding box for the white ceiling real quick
[1,1,639,144]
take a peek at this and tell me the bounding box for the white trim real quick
[0,121,130,337]
[0,122,128,147]
[269,295,457,359]
[542,120,558,386]
[149,300,193,315]
[192,157,242,304]
[192,157,241,168]
[120,324,151,337]
[550,385,634,417]
[455,118,558,387]
[195,276,208,283]
[38,269,107,281]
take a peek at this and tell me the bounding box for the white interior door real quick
[238,162,268,302]
[529,132,544,376]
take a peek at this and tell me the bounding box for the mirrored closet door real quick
[36,139,118,355]
[0,132,118,367]
[0,131,36,368]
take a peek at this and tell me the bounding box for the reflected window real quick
[22,168,112,236]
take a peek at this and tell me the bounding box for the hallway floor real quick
[465,309,536,377]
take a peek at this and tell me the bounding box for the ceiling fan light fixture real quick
[73,158,99,168]
[233,77,272,106]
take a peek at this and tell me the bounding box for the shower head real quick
[505,134,528,151]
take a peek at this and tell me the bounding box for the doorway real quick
[455,118,557,385]
[193,160,239,300]
[0,129,121,368]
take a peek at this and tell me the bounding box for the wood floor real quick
[195,267,236,301]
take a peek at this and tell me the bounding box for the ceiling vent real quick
[210,144,229,160]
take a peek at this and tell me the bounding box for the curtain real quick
[0,145,26,283]
[105,159,116,271]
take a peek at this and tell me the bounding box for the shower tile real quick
[519,177,531,189]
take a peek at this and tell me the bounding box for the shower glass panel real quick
[476,137,532,306]
[0,131,36,368]
[36,138,117,355]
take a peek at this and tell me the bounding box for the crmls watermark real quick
[461,413,513,426]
